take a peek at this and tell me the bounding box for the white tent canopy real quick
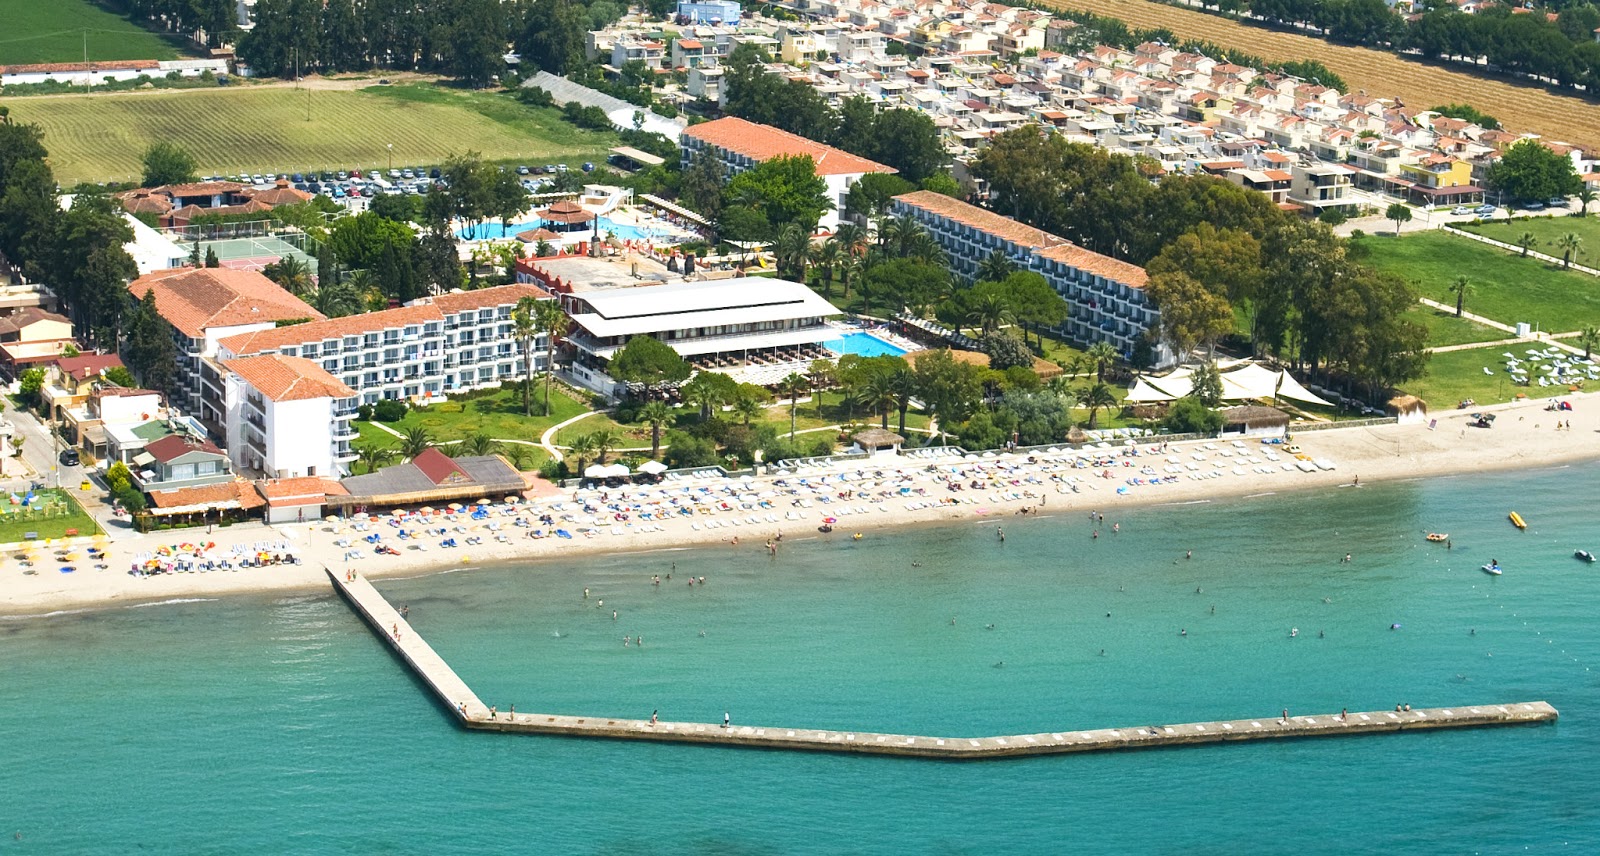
[636,460,668,475]
[1128,361,1333,406]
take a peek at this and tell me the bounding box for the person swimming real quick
[1290,627,1299,637]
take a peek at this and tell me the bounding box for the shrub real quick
[372,399,408,422]
[357,403,374,421]
[1162,396,1223,435]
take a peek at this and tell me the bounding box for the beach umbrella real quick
[448,502,464,511]
[419,506,435,514]
[602,464,632,478]
[325,515,340,523]
[637,460,668,475]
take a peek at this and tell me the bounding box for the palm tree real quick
[399,426,432,460]
[355,444,395,474]
[636,401,675,459]
[731,392,765,426]
[586,429,620,466]
[1578,325,1600,359]
[890,367,917,437]
[966,291,1011,334]
[773,222,811,281]
[833,222,868,259]
[1080,382,1118,430]
[1577,186,1595,217]
[1556,233,1582,269]
[1517,231,1537,258]
[567,433,599,474]
[838,253,863,301]
[534,239,554,257]
[977,248,1014,284]
[461,433,498,457]
[1086,342,1118,383]
[512,297,539,416]
[808,358,836,417]
[778,372,808,439]
[811,239,842,297]
[859,372,899,430]
[533,299,570,416]
[503,444,534,471]
[1448,276,1475,317]
[904,231,946,267]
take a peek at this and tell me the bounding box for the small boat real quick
[1481,563,1503,576]
[1425,533,1449,543]
[1509,511,1527,530]
[1576,549,1596,563]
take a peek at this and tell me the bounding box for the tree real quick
[1385,202,1413,237]
[731,385,767,426]
[1163,396,1223,435]
[567,433,598,474]
[1448,276,1474,317]
[1145,271,1234,360]
[720,155,830,241]
[1577,187,1597,218]
[911,349,981,442]
[810,240,841,297]
[399,426,432,460]
[842,172,914,222]
[205,247,221,268]
[981,330,1033,371]
[534,299,569,417]
[609,335,690,397]
[1189,362,1223,407]
[1086,341,1118,383]
[460,433,498,457]
[103,366,137,388]
[355,444,395,474]
[1517,231,1538,258]
[512,297,539,416]
[854,367,900,430]
[861,258,949,318]
[1578,325,1600,360]
[262,256,313,295]
[772,222,812,282]
[682,371,738,421]
[585,429,619,465]
[637,401,675,458]
[16,368,44,408]
[141,142,197,188]
[1078,382,1118,430]
[808,358,837,416]
[778,372,808,439]
[1486,139,1582,203]
[1556,233,1583,269]
[517,0,588,74]
[1002,270,1067,348]
[123,289,178,398]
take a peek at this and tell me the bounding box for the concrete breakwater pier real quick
[328,568,1558,760]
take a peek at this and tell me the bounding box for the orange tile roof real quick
[257,476,348,504]
[217,304,443,356]
[0,59,160,74]
[892,190,1067,251]
[1034,243,1148,288]
[224,354,357,402]
[160,181,246,196]
[430,283,552,314]
[147,480,267,510]
[684,117,897,176]
[127,268,324,338]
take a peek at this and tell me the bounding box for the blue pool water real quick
[825,331,908,357]
[4,465,1600,851]
[457,216,668,242]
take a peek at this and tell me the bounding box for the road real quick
[0,404,139,542]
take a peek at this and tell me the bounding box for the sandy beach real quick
[4,393,1596,616]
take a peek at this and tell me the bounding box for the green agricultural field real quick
[1,82,616,185]
[0,0,185,65]
[1355,230,1600,334]
[1456,214,1600,264]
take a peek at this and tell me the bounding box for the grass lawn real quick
[1355,231,1600,334]
[351,384,593,461]
[0,0,187,64]
[0,489,101,542]
[2,81,617,185]
[1400,345,1552,408]
[1457,214,1600,265]
[1404,306,1509,348]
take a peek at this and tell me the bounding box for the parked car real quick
[1520,201,1545,211]
[1450,205,1472,216]
[59,449,80,467]
[401,169,415,179]
[1547,197,1568,207]
[581,161,595,172]
[429,167,442,179]
[517,165,530,175]
[1473,204,1496,215]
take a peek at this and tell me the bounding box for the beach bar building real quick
[1220,405,1290,438]
[536,200,598,235]
[328,448,529,513]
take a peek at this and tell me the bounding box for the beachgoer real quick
[1403,704,1411,712]
[1319,630,1325,638]
[509,704,514,717]
[1099,649,1105,656]
[583,588,589,599]
[723,711,730,728]
[1093,530,1099,540]
[613,610,618,620]
[997,526,1005,542]
[650,710,658,725]
[1113,523,1119,533]
[1180,629,1187,637]
[1281,709,1289,724]
[1353,475,1359,487]
[1186,550,1192,560]
[1340,708,1347,721]
[1290,627,1298,638]
[490,706,497,720]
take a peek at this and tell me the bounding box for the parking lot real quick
[206,160,603,209]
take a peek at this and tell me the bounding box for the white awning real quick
[582,325,838,359]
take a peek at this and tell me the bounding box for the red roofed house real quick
[218,354,360,479]
[0,307,77,380]
[890,191,1169,366]
[127,266,324,419]
[257,476,348,524]
[680,116,898,230]
[134,433,234,491]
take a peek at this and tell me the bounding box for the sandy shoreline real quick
[4,394,1597,617]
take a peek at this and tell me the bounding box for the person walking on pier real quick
[650,710,658,726]
[723,711,730,728]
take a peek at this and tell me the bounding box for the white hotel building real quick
[211,283,554,407]
[216,354,360,479]
[890,191,1170,366]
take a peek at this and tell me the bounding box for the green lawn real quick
[1356,231,1600,333]
[1457,214,1600,265]
[2,81,617,185]
[0,488,101,543]
[1400,345,1548,408]
[0,0,187,64]
[1404,306,1508,348]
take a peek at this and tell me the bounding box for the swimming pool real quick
[825,331,908,358]
[456,216,671,242]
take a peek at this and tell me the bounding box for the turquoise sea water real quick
[5,465,1600,852]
